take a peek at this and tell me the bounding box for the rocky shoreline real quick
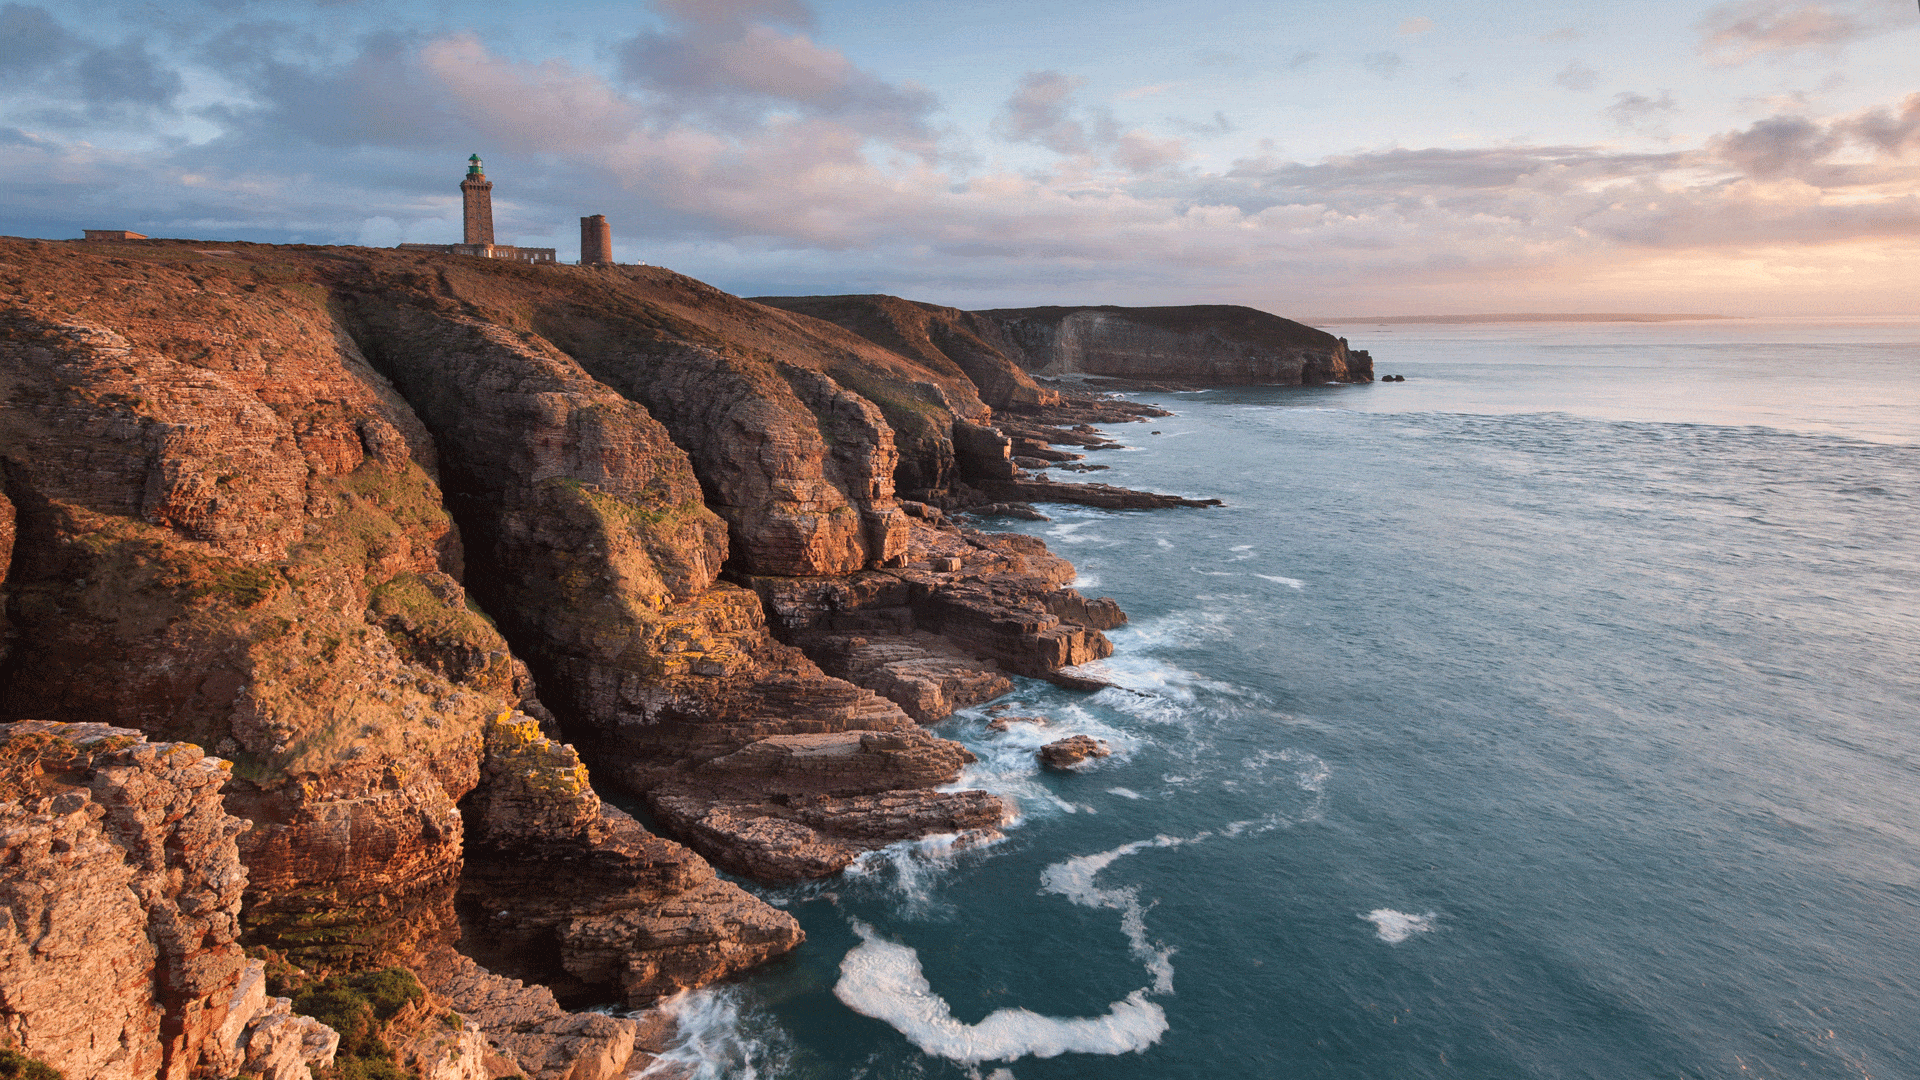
[0,236,1364,1079]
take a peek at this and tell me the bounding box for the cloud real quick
[76,39,184,107]
[209,31,461,149]
[1112,130,1187,173]
[1606,91,1679,138]
[1695,0,1901,64]
[990,70,1186,174]
[0,6,184,125]
[0,4,79,80]
[422,37,644,154]
[1708,114,1841,179]
[1285,51,1318,70]
[618,0,936,149]
[994,70,1094,155]
[1361,52,1403,78]
[1555,61,1600,92]
[1397,17,1435,35]
[1539,27,1584,43]
[653,0,816,30]
[1844,94,1920,154]
[1165,111,1235,136]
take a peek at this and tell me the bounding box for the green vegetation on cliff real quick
[0,1049,64,1080]
[290,967,427,1080]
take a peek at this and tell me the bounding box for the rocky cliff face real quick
[0,722,337,1080]
[0,235,1164,1078]
[459,714,803,1006]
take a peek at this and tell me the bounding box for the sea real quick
[630,316,1920,1080]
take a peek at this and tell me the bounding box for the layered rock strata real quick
[426,951,669,1080]
[0,722,337,1080]
[460,714,803,1005]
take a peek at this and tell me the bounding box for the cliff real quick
[983,303,1370,385]
[0,235,1184,1078]
[755,296,1371,387]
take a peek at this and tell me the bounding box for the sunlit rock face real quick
[0,723,338,1080]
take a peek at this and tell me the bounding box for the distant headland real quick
[1308,312,1740,325]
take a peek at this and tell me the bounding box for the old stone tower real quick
[461,154,494,246]
[580,215,612,265]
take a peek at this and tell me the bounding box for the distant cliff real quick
[980,304,1373,385]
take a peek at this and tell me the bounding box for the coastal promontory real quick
[0,236,1330,1079]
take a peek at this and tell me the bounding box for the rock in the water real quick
[1038,735,1112,769]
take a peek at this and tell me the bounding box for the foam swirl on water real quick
[832,920,1169,1063]
[1038,837,1189,995]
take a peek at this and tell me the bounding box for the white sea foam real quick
[1155,537,1174,549]
[843,832,1001,917]
[633,987,791,1079]
[1229,545,1255,561]
[1072,572,1101,589]
[833,920,1168,1063]
[1107,787,1145,800]
[1362,909,1437,944]
[945,701,1142,816]
[1039,837,1196,994]
[1254,574,1307,589]
[1044,521,1104,545]
[1218,816,1286,837]
[1279,748,1331,794]
[1109,611,1235,653]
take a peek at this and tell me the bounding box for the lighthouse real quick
[461,154,494,246]
[396,155,556,263]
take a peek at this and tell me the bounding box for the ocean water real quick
[635,317,1920,1080]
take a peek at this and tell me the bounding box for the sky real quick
[2,0,1917,315]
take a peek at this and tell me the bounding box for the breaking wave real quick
[632,986,792,1080]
